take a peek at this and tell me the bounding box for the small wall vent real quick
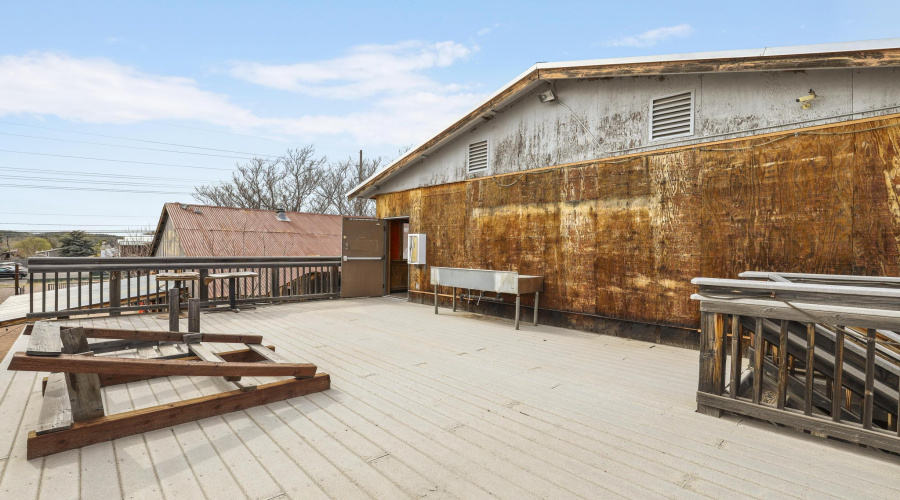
[467,140,489,173]
[650,91,694,141]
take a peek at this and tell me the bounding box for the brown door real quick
[340,217,386,298]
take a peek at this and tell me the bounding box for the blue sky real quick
[0,0,895,234]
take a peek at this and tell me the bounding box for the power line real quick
[3,212,154,218]
[0,149,234,171]
[0,120,279,156]
[0,131,270,160]
[0,174,198,188]
[145,120,286,142]
[0,223,153,226]
[0,166,218,183]
[0,183,190,195]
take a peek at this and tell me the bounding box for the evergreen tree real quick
[59,231,97,257]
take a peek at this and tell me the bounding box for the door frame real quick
[384,216,411,295]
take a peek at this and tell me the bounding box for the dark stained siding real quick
[376,116,900,333]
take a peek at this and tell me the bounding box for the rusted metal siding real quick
[377,116,900,331]
[152,204,342,257]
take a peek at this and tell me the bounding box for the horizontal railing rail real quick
[26,256,341,320]
[693,273,900,455]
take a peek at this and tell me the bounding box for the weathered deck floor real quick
[0,297,897,499]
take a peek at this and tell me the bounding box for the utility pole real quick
[359,150,363,183]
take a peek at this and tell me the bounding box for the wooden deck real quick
[0,297,897,499]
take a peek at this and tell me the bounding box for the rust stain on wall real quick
[377,116,900,329]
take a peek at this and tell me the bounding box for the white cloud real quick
[602,24,693,48]
[229,41,476,100]
[477,23,501,36]
[0,52,264,127]
[0,50,483,147]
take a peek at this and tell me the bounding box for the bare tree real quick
[192,146,387,217]
[193,146,326,212]
[113,226,154,257]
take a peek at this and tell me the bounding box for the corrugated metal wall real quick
[376,115,900,332]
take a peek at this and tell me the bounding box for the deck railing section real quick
[692,273,900,454]
[26,256,341,320]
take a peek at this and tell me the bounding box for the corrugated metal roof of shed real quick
[155,203,342,257]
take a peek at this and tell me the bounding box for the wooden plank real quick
[86,339,159,354]
[188,298,200,333]
[729,314,741,399]
[695,296,900,331]
[863,328,876,430]
[26,373,331,459]
[833,326,845,422]
[79,327,263,344]
[696,312,724,416]
[696,392,900,455]
[247,344,291,364]
[60,327,105,422]
[36,372,72,435]
[804,322,815,416]
[96,345,275,387]
[752,317,764,405]
[188,343,255,390]
[715,314,726,396]
[168,289,180,333]
[777,320,789,410]
[10,352,317,378]
[27,321,62,356]
[136,346,161,359]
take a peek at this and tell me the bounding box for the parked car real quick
[0,264,27,279]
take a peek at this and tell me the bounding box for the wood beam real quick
[9,352,315,378]
[27,374,330,459]
[79,327,262,344]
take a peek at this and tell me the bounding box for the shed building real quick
[348,38,900,347]
[150,203,342,257]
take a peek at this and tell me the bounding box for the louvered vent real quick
[467,140,488,173]
[650,91,694,140]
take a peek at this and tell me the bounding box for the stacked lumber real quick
[10,321,330,459]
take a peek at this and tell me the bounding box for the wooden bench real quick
[15,321,330,459]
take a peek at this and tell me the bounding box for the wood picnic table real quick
[154,272,200,289]
[204,272,259,311]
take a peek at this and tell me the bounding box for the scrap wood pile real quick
[10,321,330,459]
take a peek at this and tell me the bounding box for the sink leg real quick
[515,294,521,330]
[533,292,539,326]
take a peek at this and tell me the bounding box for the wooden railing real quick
[692,272,900,454]
[26,256,341,320]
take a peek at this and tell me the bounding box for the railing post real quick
[28,273,34,313]
[752,317,764,404]
[198,269,209,304]
[776,320,789,410]
[188,298,200,333]
[168,288,180,332]
[729,314,742,398]
[863,328,876,430]
[14,263,19,295]
[804,322,815,416]
[697,311,724,417]
[109,271,121,316]
[271,266,280,298]
[832,326,844,422]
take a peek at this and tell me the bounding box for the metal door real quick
[340,217,386,297]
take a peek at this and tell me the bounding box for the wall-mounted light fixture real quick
[797,89,817,109]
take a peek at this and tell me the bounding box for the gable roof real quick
[347,38,900,200]
[149,203,342,257]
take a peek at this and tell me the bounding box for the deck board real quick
[0,298,896,499]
